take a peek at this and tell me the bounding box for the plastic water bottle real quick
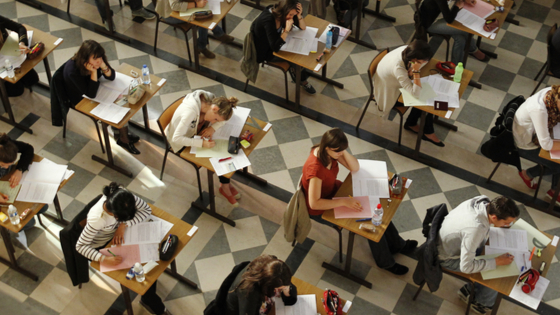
[371,203,383,226]
[454,62,464,83]
[5,59,14,79]
[326,29,333,51]
[8,205,20,225]
[133,262,145,282]
[142,64,151,85]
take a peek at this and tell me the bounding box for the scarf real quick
[545,90,560,130]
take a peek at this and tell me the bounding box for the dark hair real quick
[271,0,299,27]
[487,196,519,220]
[102,182,136,221]
[212,96,238,120]
[0,133,18,164]
[312,128,349,168]
[402,40,432,66]
[236,255,293,300]
[72,40,109,76]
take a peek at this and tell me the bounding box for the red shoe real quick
[519,171,537,189]
[219,187,239,207]
[230,186,241,200]
[546,190,560,205]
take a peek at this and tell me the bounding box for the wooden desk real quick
[321,171,409,288]
[0,154,73,281]
[273,15,349,111]
[538,149,560,214]
[179,116,269,226]
[0,25,63,134]
[75,63,165,177]
[91,204,198,315]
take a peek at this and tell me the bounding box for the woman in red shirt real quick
[301,128,417,275]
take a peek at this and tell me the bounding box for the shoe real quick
[117,139,141,155]
[302,82,316,95]
[546,189,560,205]
[385,263,409,275]
[104,21,116,32]
[216,34,235,44]
[421,135,445,147]
[469,51,490,62]
[128,133,140,144]
[199,48,216,59]
[470,301,492,315]
[139,300,156,314]
[457,285,471,304]
[229,185,241,200]
[131,8,156,20]
[519,171,537,189]
[219,187,239,207]
[400,240,418,254]
[403,124,418,134]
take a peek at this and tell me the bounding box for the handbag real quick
[127,70,146,105]
[27,42,44,60]
[322,289,343,315]
[159,234,179,261]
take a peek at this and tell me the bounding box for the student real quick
[250,0,316,94]
[165,90,241,206]
[301,128,417,275]
[225,254,297,314]
[156,0,234,59]
[374,40,444,147]
[419,0,488,65]
[438,195,519,314]
[0,15,39,97]
[75,182,172,315]
[94,0,155,31]
[514,85,560,203]
[63,40,140,155]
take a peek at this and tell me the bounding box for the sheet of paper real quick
[209,150,251,176]
[207,0,221,14]
[510,219,551,251]
[463,0,495,18]
[274,294,317,315]
[352,160,390,198]
[455,9,497,38]
[550,150,560,159]
[488,227,528,252]
[195,139,231,158]
[342,300,352,313]
[509,276,550,310]
[187,226,198,236]
[139,243,160,263]
[0,182,21,203]
[16,182,59,203]
[476,252,520,280]
[147,215,174,240]
[212,106,251,140]
[485,246,530,273]
[333,196,372,219]
[553,124,560,139]
[279,27,318,55]
[90,102,131,124]
[553,235,559,247]
[100,244,141,272]
[400,82,438,107]
[0,31,21,57]
[124,221,163,245]
[22,162,67,184]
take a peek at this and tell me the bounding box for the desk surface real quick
[91,204,198,296]
[273,15,350,72]
[180,116,269,178]
[322,171,409,242]
[0,155,73,233]
[2,25,63,85]
[75,63,164,129]
[538,149,558,163]
[447,0,513,39]
[170,0,239,29]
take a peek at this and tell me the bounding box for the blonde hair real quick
[212,96,238,120]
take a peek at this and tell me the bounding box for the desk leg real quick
[295,64,302,110]
[362,0,396,22]
[490,293,502,315]
[346,0,377,50]
[307,63,344,89]
[164,260,198,288]
[121,285,134,315]
[40,194,69,226]
[0,79,33,134]
[0,226,39,281]
[39,57,53,89]
[506,14,520,26]
[235,166,268,185]
[321,232,373,288]
[191,169,236,226]
[91,122,133,178]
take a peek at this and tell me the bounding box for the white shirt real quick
[513,87,554,150]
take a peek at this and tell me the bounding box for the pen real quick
[219,157,232,163]
[348,195,361,207]
[529,246,536,261]
[107,249,116,257]
[524,253,527,269]
[356,218,370,222]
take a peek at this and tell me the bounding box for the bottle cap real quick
[376,203,382,209]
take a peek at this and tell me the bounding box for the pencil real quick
[107,249,117,257]
[529,246,536,261]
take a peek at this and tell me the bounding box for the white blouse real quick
[513,87,553,151]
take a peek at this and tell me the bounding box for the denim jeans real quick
[163,17,225,50]
[95,0,143,20]
[427,19,478,66]
[519,147,560,189]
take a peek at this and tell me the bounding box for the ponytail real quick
[102,182,136,221]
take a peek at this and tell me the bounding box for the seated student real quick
[514,85,560,203]
[76,182,172,315]
[332,0,369,29]
[155,0,234,59]
[0,133,47,230]
[63,40,140,155]
[0,15,39,97]
[301,128,417,275]
[419,0,488,65]
[438,195,519,314]
[226,254,297,314]
[374,40,444,147]
[94,0,155,31]
[165,90,241,206]
[251,0,316,94]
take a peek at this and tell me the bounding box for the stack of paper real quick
[509,275,550,310]
[280,27,319,55]
[463,0,495,19]
[333,196,371,219]
[16,159,68,203]
[84,72,134,124]
[455,9,497,39]
[274,294,317,315]
[209,150,251,176]
[477,227,529,279]
[99,244,159,272]
[352,160,390,199]
[0,31,32,78]
[212,107,251,140]
[401,74,460,108]
[195,139,231,158]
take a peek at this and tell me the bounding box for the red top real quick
[301,150,343,216]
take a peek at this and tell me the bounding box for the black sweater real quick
[419,0,461,30]
[62,58,115,106]
[0,15,28,47]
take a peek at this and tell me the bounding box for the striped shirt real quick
[76,195,152,262]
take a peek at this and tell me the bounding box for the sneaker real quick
[199,48,216,59]
[470,301,492,314]
[219,187,239,207]
[104,21,116,32]
[216,34,234,44]
[302,82,316,95]
[131,8,156,20]
[457,285,471,304]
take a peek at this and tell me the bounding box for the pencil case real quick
[159,234,178,261]
[483,19,499,32]
[27,42,44,60]
[193,10,213,20]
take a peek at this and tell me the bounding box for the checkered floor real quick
[0,0,560,314]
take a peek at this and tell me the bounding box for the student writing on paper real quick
[251,0,316,95]
[374,40,444,147]
[62,40,141,155]
[155,0,235,59]
[301,128,417,275]
[514,86,560,202]
[0,133,47,230]
[165,90,242,207]
[75,182,172,315]
[0,15,39,97]
[437,196,519,314]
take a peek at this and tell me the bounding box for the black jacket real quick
[413,203,448,292]
[50,62,72,127]
[59,195,102,287]
[0,15,28,48]
[62,58,115,107]
[204,261,251,315]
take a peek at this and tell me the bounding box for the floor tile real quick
[392,283,443,315]
[224,216,268,252]
[194,253,235,292]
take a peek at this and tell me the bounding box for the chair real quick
[532,24,558,96]
[147,0,192,63]
[244,61,291,103]
[157,96,203,201]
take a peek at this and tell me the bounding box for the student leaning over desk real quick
[437,195,519,314]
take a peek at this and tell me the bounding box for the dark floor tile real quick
[196,225,231,260]
[238,100,268,122]
[321,253,372,295]
[228,207,256,221]
[515,1,549,23]
[157,69,191,94]
[232,245,267,265]
[119,55,153,75]
[477,65,515,92]
[392,283,443,315]
[18,14,50,33]
[270,116,310,144]
[1,2,17,19]
[536,23,552,43]
[321,83,340,100]
[165,263,200,301]
[333,57,359,79]
[354,149,396,174]
[518,57,545,79]
[43,130,90,161]
[288,166,303,191]
[202,289,218,306]
[284,237,314,274]
[213,42,244,62]
[343,96,369,109]
[443,186,481,209]
[61,199,87,222]
[348,296,391,315]
[395,23,416,43]
[498,31,534,56]
[0,252,54,295]
[392,200,422,233]
[259,216,280,242]
[400,168,442,199]
[455,101,495,132]
[25,297,58,315]
[200,84,227,98]
[542,261,560,301]
[248,145,287,175]
[61,162,97,198]
[50,27,84,51]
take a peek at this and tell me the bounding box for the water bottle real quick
[326,29,333,51]
[454,62,464,83]
[5,59,14,79]
[8,205,20,225]
[371,203,383,226]
[142,64,151,85]
[133,262,145,282]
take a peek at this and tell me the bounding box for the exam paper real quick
[352,160,390,198]
[455,9,497,38]
[333,196,372,219]
[476,252,519,280]
[147,215,174,240]
[195,139,231,158]
[274,294,317,315]
[100,245,141,272]
[212,107,251,140]
[0,181,21,203]
[280,27,318,55]
[138,243,160,263]
[463,0,495,18]
[90,102,131,124]
[400,82,438,107]
[485,246,531,273]
[510,219,551,251]
[509,275,550,310]
[83,72,132,106]
[209,150,251,176]
[488,227,528,252]
[16,161,68,203]
[124,221,163,244]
